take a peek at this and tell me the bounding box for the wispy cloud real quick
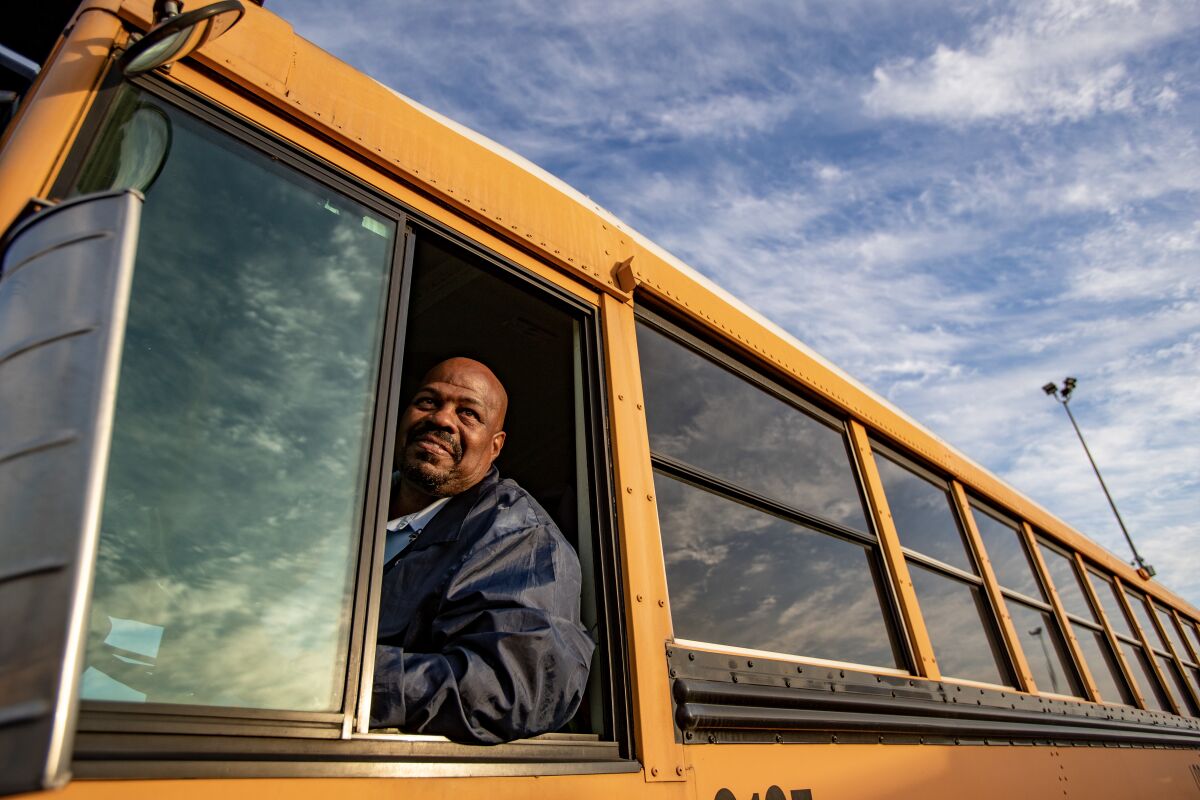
[863,0,1198,125]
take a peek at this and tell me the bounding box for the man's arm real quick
[371,523,594,744]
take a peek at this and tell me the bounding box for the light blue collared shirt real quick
[383,497,451,564]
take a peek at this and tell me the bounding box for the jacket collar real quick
[404,466,499,551]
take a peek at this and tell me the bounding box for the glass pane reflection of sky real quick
[1125,591,1169,651]
[82,93,393,711]
[655,472,902,669]
[907,562,1009,686]
[1089,572,1135,638]
[1038,544,1096,623]
[1155,655,1190,713]
[1071,624,1131,705]
[873,455,973,574]
[1007,600,1081,697]
[971,509,1044,601]
[637,324,869,533]
[1154,604,1191,660]
[1121,642,1170,712]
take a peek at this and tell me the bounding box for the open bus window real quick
[378,231,611,740]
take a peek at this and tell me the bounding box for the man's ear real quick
[490,430,506,461]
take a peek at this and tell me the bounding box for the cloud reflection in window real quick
[81,93,394,711]
[637,323,869,533]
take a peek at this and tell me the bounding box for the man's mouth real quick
[416,436,452,456]
[408,427,461,461]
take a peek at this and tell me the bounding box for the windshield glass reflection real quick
[78,89,393,710]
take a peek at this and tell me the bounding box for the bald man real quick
[371,358,594,744]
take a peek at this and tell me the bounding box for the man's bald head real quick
[419,357,508,429]
[394,358,508,511]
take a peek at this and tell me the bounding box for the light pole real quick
[1042,377,1155,579]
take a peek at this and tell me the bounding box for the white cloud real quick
[863,0,1197,124]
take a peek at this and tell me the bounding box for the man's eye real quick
[461,408,480,421]
[414,397,436,409]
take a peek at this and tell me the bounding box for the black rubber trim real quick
[669,646,1200,747]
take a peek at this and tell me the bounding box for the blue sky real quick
[271,0,1200,609]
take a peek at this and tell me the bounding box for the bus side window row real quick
[637,311,1200,718]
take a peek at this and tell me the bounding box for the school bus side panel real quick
[684,742,1200,800]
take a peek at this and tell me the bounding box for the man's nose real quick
[428,403,457,428]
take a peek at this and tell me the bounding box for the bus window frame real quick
[56,74,634,776]
[1113,580,1181,715]
[964,498,1085,699]
[866,441,1017,690]
[634,304,912,675]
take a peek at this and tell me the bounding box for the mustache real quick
[406,420,463,460]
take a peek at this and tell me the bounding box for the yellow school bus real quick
[2,1,1199,798]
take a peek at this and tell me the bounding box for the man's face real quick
[396,358,507,498]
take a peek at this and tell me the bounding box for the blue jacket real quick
[371,467,594,743]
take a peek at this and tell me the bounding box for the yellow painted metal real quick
[31,741,1200,800]
[952,485,1036,692]
[1077,553,1148,709]
[30,771,691,800]
[600,294,685,782]
[0,1,123,233]
[1021,523,1102,702]
[680,742,1200,800]
[846,420,939,679]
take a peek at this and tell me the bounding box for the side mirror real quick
[120,0,245,76]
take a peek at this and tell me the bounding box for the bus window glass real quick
[1125,591,1168,650]
[971,507,1044,601]
[1120,641,1171,712]
[1037,543,1097,623]
[74,89,393,710]
[907,562,1011,686]
[654,471,904,668]
[1006,600,1082,697]
[872,455,973,574]
[1071,624,1134,705]
[637,324,868,533]
[1184,620,1200,661]
[1156,656,1199,716]
[1153,604,1190,659]
[1152,657,1190,714]
[1089,571,1135,638]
